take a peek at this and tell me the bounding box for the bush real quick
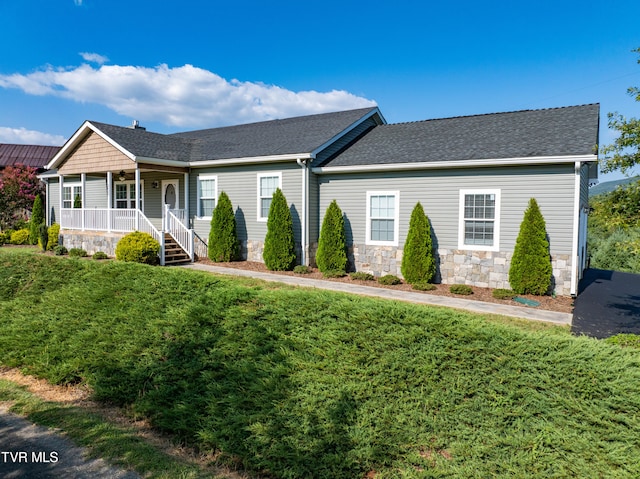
[47,223,60,251]
[68,248,88,258]
[29,195,44,245]
[115,231,160,265]
[412,281,436,291]
[0,232,7,246]
[263,188,296,271]
[208,191,239,262]
[322,269,347,278]
[401,202,436,284]
[450,284,473,295]
[93,251,108,260]
[378,274,402,285]
[38,223,48,251]
[509,198,552,295]
[350,272,375,281]
[293,265,312,274]
[492,288,515,300]
[589,227,640,273]
[605,334,640,350]
[316,200,348,274]
[53,245,68,256]
[10,228,30,245]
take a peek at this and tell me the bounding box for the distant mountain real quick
[590,176,640,196]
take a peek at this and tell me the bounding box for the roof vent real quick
[130,120,146,131]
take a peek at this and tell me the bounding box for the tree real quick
[401,202,436,283]
[208,191,239,262]
[316,200,348,273]
[29,194,44,245]
[0,164,44,229]
[508,198,552,295]
[263,188,296,271]
[600,48,640,176]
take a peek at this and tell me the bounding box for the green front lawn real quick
[1,249,639,478]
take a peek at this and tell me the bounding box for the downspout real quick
[296,158,309,266]
[570,161,581,297]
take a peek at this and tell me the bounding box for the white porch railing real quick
[164,205,194,261]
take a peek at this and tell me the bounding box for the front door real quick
[162,180,179,210]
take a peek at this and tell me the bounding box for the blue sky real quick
[1,0,639,181]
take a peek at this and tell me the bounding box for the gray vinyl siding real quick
[308,171,320,242]
[318,164,577,255]
[580,164,589,208]
[139,172,186,222]
[48,178,60,225]
[190,162,303,244]
[46,176,106,225]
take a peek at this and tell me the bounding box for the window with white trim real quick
[366,191,399,246]
[114,181,144,210]
[458,189,500,251]
[197,175,217,218]
[257,173,281,221]
[62,185,82,208]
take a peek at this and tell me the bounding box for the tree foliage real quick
[508,198,552,295]
[600,48,640,175]
[0,165,44,229]
[316,200,348,273]
[401,202,436,283]
[29,194,44,245]
[263,188,296,271]
[208,191,239,262]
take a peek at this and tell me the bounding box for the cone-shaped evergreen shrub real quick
[401,202,436,283]
[509,198,552,295]
[38,223,48,251]
[208,191,239,262]
[263,188,296,270]
[29,195,44,245]
[316,200,348,273]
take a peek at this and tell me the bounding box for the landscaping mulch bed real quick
[196,258,574,314]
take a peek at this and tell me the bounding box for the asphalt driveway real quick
[572,268,640,339]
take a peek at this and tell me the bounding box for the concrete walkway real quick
[181,263,573,326]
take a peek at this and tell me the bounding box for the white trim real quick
[113,179,145,210]
[161,179,180,210]
[257,172,282,222]
[312,155,598,175]
[570,161,581,296]
[458,189,501,252]
[296,158,309,266]
[365,191,400,247]
[196,174,218,219]
[61,181,82,209]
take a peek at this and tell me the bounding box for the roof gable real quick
[319,104,600,168]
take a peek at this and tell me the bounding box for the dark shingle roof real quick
[0,144,61,169]
[89,107,379,162]
[319,104,600,168]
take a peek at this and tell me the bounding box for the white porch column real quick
[80,173,86,231]
[184,172,189,227]
[135,168,141,231]
[59,175,64,227]
[106,171,113,232]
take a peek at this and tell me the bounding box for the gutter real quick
[296,158,309,266]
[570,160,582,297]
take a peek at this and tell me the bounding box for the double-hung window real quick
[114,181,143,210]
[366,191,399,246]
[257,173,281,221]
[62,184,82,208]
[458,189,500,251]
[197,175,217,218]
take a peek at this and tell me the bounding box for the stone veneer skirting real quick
[348,243,574,296]
[60,230,126,257]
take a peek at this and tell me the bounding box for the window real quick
[62,185,82,208]
[458,189,500,251]
[197,175,217,217]
[366,191,399,246]
[114,181,144,210]
[257,173,281,221]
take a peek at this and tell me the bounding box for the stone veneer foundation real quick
[348,243,574,296]
[60,230,125,257]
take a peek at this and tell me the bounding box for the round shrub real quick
[378,274,402,285]
[47,223,60,251]
[263,188,296,271]
[450,284,473,295]
[293,265,312,274]
[412,281,436,291]
[401,202,436,284]
[10,228,30,245]
[53,245,68,256]
[350,272,375,281]
[492,288,515,300]
[115,231,160,265]
[0,232,7,246]
[316,200,348,274]
[93,251,109,260]
[68,248,88,258]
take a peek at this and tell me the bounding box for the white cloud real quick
[0,126,65,145]
[0,63,376,128]
[80,52,109,65]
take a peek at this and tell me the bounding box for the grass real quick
[1,248,640,478]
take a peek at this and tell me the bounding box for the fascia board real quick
[312,154,598,174]
[187,153,313,167]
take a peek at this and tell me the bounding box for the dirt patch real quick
[196,258,574,314]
